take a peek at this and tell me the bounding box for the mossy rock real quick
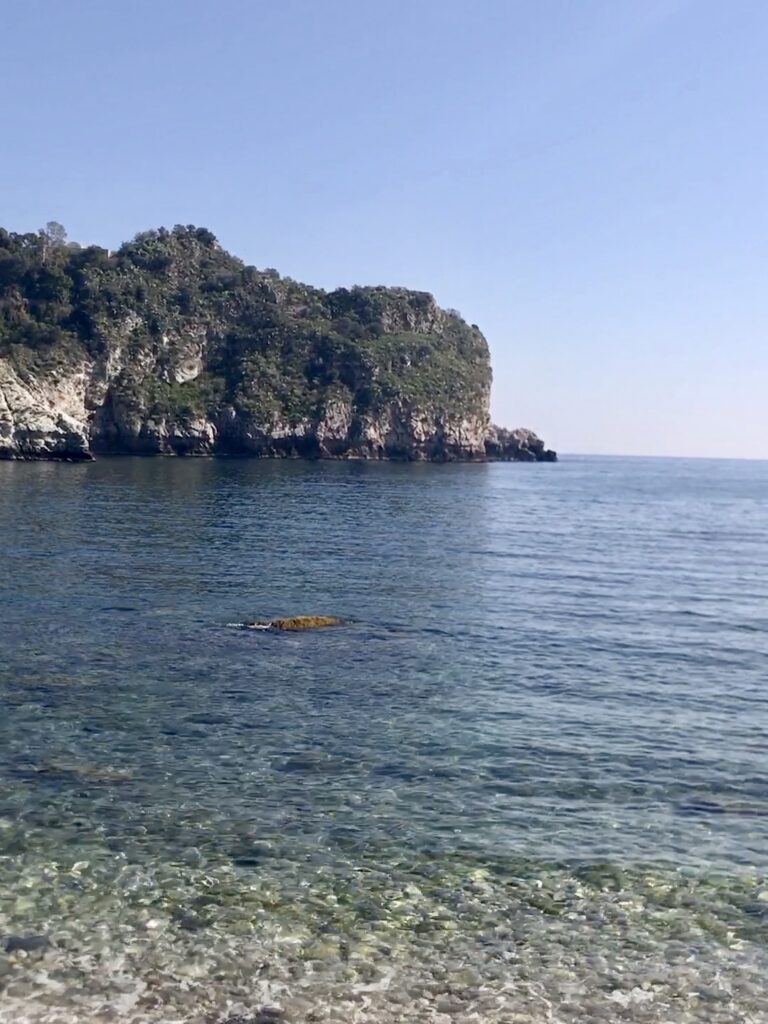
[34,759,133,783]
[246,615,344,632]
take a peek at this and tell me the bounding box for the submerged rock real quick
[4,934,49,954]
[32,759,132,783]
[245,615,344,632]
[220,1011,283,1024]
[170,907,211,932]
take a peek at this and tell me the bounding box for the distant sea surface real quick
[0,456,766,1024]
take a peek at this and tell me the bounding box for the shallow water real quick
[0,455,767,1023]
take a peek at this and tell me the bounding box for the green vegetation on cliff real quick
[0,223,555,461]
[0,223,490,435]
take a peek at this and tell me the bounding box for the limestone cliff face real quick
[0,359,92,459]
[0,225,554,462]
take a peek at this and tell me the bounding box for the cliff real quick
[0,224,555,462]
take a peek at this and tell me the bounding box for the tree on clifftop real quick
[38,221,67,263]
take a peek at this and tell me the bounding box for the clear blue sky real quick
[2,0,766,457]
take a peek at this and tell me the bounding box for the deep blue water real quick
[0,455,766,1023]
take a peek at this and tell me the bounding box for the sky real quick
[1,0,766,458]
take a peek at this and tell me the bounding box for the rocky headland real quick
[0,224,555,462]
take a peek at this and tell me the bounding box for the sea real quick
[0,455,766,1024]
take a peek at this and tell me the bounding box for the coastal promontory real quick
[0,224,555,462]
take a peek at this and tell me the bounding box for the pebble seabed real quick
[1,833,766,1024]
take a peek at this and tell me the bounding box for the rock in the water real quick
[220,1011,283,1024]
[484,425,557,462]
[246,615,344,631]
[170,907,211,931]
[33,759,132,783]
[5,934,49,954]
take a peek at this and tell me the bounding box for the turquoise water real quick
[0,456,766,1023]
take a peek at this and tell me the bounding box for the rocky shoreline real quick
[0,431,556,462]
[0,351,555,462]
[0,436,556,463]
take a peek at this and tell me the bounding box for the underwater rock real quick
[170,907,211,932]
[4,934,49,954]
[245,615,344,631]
[32,759,133,783]
[220,1011,283,1024]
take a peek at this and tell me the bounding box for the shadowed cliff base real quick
[0,223,555,462]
